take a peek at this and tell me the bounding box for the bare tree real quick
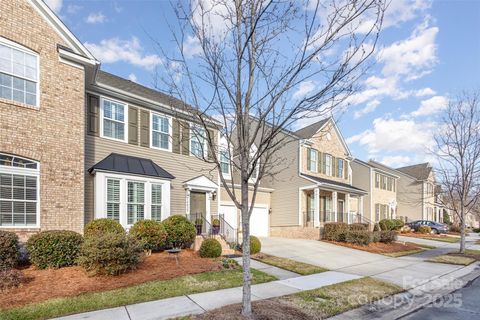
[154,0,385,317]
[434,91,480,253]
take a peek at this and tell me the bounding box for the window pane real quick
[0,173,37,226]
[104,119,125,140]
[0,86,11,100]
[151,184,162,221]
[12,89,24,104]
[106,179,120,222]
[128,181,145,203]
[0,73,11,86]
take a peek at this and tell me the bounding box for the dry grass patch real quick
[326,240,426,257]
[253,253,328,275]
[402,233,459,243]
[427,255,475,266]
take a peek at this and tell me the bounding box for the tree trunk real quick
[460,206,466,254]
[241,172,252,317]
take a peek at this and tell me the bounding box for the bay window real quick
[101,98,126,141]
[151,184,162,221]
[0,39,38,107]
[106,178,120,222]
[151,113,170,150]
[127,181,145,225]
[0,153,39,227]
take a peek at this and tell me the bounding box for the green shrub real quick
[418,225,431,234]
[449,224,461,233]
[162,215,196,248]
[250,236,261,254]
[0,230,19,270]
[78,233,143,276]
[212,218,220,226]
[379,230,397,243]
[199,238,222,258]
[373,223,380,232]
[443,212,451,225]
[221,258,240,269]
[379,219,395,231]
[323,223,349,241]
[84,219,125,238]
[129,220,167,251]
[372,231,381,243]
[27,230,83,269]
[349,223,369,231]
[0,269,24,291]
[345,230,372,246]
[392,219,405,230]
[472,227,480,233]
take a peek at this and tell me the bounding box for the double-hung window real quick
[190,127,206,157]
[0,39,38,107]
[106,179,120,222]
[151,113,170,150]
[337,159,344,178]
[0,154,39,227]
[102,98,126,141]
[127,181,145,225]
[151,183,162,221]
[220,149,230,176]
[325,155,333,176]
[308,149,317,172]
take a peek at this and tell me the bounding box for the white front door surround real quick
[184,175,218,223]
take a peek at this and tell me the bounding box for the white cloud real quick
[44,0,63,13]
[377,19,438,81]
[293,81,316,99]
[66,4,82,14]
[191,0,233,42]
[183,35,202,59]
[128,73,138,83]
[346,117,435,154]
[380,155,412,167]
[354,99,380,119]
[411,95,448,117]
[84,37,162,70]
[86,12,106,24]
[415,87,436,97]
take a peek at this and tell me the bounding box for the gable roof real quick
[396,163,432,180]
[294,118,330,139]
[94,70,220,125]
[88,153,175,179]
[29,0,97,62]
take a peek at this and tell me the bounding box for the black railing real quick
[218,214,237,244]
[187,213,237,244]
[187,213,212,237]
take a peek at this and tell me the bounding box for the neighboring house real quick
[253,118,368,239]
[0,0,98,238]
[396,163,438,222]
[351,159,399,223]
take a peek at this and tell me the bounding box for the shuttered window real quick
[337,159,344,178]
[151,183,162,221]
[220,150,230,175]
[151,113,170,150]
[0,40,38,107]
[106,179,120,222]
[190,127,206,157]
[308,149,317,172]
[325,154,333,176]
[0,154,39,227]
[102,98,126,141]
[127,181,145,225]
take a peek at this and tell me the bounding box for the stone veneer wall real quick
[0,0,85,239]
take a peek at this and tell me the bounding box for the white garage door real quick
[219,205,269,237]
[250,207,269,237]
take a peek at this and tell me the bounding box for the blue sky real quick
[46,0,480,168]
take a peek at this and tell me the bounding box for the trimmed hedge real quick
[129,220,167,251]
[27,230,83,269]
[323,223,349,241]
[418,225,431,234]
[345,230,372,245]
[199,238,222,258]
[250,236,261,254]
[379,219,404,231]
[449,224,461,233]
[162,215,196,248]
[84,219,125,238]
[349,223,369,231]
[392,219,405,230]
[379,230,397,243]
[0,230,19,270]
[78,233,143,276]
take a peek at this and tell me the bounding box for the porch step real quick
[191,235,235,255]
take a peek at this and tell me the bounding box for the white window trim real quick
[150,111,172,152]
[0,37,40,108]
[189,124,208,158]
[309,149,317,173]
[218,135,232,180]
[94,171,171,228]
[99,96,129,143]
[325,154,333,176]
[0,156,40,229]
[249,144,259,183]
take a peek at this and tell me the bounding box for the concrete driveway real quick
[260,237,471,289]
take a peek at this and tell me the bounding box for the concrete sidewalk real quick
[54,271,362,320]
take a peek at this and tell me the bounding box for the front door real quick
[190,191,206,218]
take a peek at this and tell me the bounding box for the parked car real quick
[407,220,449,234]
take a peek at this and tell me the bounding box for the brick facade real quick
[0,0,85,238]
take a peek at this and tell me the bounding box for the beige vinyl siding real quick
[351,161,371,220]
[396,174,423,221]
[220,188,271,207]
[84,135,218,223]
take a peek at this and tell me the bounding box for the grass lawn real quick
[423,236,460,243]
[0,268,276,320]
[383,248,425,257]
[427,255,475,266]
[253,253,328,275]
[417,243,437,249]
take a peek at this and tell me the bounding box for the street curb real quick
[328,262,480,320]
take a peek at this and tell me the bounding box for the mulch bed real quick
[0,250,220,310]
[325,240,421,254]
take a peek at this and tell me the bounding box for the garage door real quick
[250,207,269,237]
[220,205,269,237]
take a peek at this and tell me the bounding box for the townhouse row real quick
[0,0,447,241]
